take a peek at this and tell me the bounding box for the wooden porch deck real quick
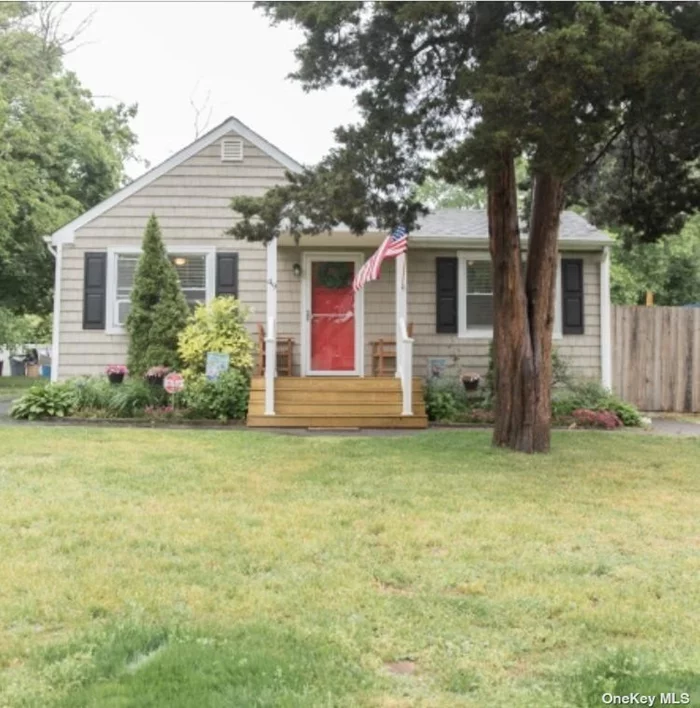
[247,376,428,429]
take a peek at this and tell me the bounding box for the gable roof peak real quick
[51,115,304,245]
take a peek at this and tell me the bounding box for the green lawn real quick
[0,428,698,707]
[0,376,47,401]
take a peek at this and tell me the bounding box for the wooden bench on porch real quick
[371,323,414,376]
[255,323,295,377]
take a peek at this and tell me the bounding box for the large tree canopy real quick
[231,2,700,452]
[0,2,138,314]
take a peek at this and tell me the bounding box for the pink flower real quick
[105,364,128,375]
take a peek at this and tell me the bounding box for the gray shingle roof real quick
[412,208,611,243]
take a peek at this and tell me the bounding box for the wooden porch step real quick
[246,414,428,429]
[248,402,426,416]
[247,376,427,429]
[249,390,423,404]
[250,377,423,391]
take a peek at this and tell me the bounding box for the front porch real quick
[247,376,427,429]
[248,237,425,429]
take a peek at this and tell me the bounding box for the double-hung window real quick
[115,254,139,326]
[457,252,563,338]
[170,255,207,307]
[465,259,494,332]
[108,248,213,332]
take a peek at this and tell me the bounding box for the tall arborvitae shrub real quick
[126,215,189,376]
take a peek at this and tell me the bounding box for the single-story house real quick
[47,116,613,428]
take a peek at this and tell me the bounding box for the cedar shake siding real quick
[57,130,282,377]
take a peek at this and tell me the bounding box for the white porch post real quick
[395,253,407,379]
[264,237,278,415]
[600,246,612,390]
[395,252,413,415]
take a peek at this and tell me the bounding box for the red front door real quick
[310,260,356,372]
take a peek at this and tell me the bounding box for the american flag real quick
[353,225,408,292]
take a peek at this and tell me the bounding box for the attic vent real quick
[221,139,243,162]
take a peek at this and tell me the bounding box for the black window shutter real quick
[83,252,107,330]
[436,257,458,333]
[561,258,584,335]
[216,252,238,297]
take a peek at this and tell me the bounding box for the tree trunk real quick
[525,172,564,451]
[489,151,563,453]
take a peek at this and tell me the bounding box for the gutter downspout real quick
[600,246,612,390]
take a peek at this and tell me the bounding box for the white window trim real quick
[456,250,563,340]
[106,245,216,335]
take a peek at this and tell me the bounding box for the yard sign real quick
[163,372,185,394]
[205,352,230,381]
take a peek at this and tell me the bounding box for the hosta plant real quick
[10,383,77,420]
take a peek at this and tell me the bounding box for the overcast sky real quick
[62,2,360,179]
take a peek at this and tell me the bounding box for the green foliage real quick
[424,377,471,422]
[565,650,700,707]
[0,3,138,313]
[603,399,644,428]
[485,342,572,400]
[424,389,459,422]
[416,159,530,215]
[552,380,643,427]
[10,382,76,420]
[72,376,113,411]
[415,177,487,210]
[610,216,700,305]
[177,296,255,375]
[183,370,250,421]
[108,378,165,417]
[0,308,30,351]
[126,215,189,377]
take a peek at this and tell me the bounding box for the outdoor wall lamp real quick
[292,263,302,277]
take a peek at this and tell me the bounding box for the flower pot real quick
[461,371,481,392]
[108,372,125,384]
[146,375,165,387]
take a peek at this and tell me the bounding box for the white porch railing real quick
[399,317,413,416]
[264,315,276,415]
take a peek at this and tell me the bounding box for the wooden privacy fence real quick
[612,305,700,412]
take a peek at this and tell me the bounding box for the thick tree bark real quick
[525,172,564,451]
[489,151,563,453]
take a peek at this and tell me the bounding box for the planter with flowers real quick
[460,372,481,392]
[144,365,171,388]
[105,364,128,384]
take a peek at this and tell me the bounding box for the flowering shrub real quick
[572,408,622,430]
[105,364,128,376]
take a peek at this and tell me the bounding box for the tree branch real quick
[568,122,626,183]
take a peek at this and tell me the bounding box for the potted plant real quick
[460,371,481,392]
[106,364,128,384]
[145,365,170,387]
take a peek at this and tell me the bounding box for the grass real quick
[0,376,47,401]
[0,428,698,706]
